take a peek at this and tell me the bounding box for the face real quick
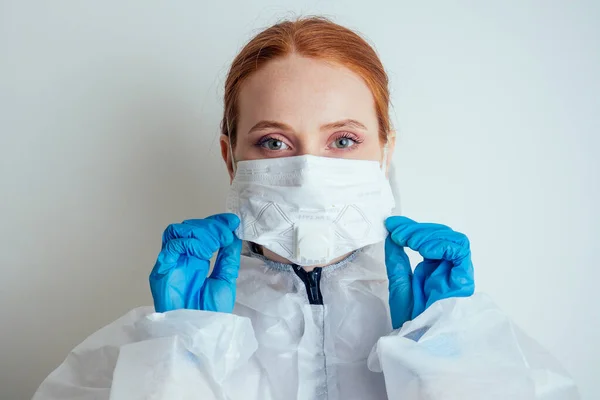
[220,54,395,179]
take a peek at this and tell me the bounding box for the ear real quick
[385,130,397,177]
[220,135,235,182]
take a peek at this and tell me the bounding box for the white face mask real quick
[226,154,396,266]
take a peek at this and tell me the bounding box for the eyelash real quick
[255,135,291,151]
[255,132,364,152]
[331,132,364,149]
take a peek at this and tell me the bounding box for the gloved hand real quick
[149,213,242,313]
[385,216,475,329]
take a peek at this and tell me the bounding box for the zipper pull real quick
[307,268,322,305]
[292,265,324,305]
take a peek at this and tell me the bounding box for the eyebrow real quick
[320,119,368,131]
[247,118,368,135]
[247,120,293,135]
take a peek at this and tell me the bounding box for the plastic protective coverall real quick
[33,242,578,400]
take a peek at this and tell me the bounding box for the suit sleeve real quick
[368,294,580,400]
[32,307,258,400]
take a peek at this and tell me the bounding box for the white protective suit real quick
[33,242,579,400]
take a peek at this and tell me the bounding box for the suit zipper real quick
[292,265,323,305]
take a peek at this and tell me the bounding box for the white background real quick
[1,1,598,399]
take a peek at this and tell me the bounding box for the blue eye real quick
[331,136,357,149]
[258,138,290,151]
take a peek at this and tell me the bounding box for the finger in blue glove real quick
[150,213,241,313]
[385,216,475,325]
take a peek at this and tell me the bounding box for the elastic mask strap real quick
[226,118,237,175]
[381,131,396,174]
[381,144,389,173]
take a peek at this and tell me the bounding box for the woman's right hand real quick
[149,213,242,313]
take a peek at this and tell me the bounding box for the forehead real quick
[237,54,378,130]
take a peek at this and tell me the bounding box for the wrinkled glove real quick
[149,213,242,313]
[385,216,475,329]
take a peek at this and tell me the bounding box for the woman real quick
[34,17,577,400]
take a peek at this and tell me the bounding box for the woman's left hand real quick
[385,216,475,329]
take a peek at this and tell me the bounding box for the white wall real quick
[1,1,598,399]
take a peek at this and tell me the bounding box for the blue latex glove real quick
[149,213,242,313]
[385,216,475,329]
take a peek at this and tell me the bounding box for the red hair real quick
[221,16,391,147]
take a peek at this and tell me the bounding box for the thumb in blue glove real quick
[385,216,475,329]
[149,213,242,313]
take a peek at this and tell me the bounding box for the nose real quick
[294,134,326,157]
